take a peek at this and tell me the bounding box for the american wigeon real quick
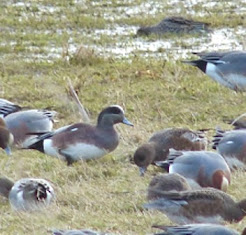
[152,224,240,235]
[0,118,14,155]
[133,128,207,175]
[0,98,56,148]
[155,149,231,191]
[137,16,210,36]
[25,105,133,165]
[52,229,108,235]
[0,177,55,211]
[147,173,191,201]
[144,188,246,225]
[213,129,246,170]
[183,51,246,92]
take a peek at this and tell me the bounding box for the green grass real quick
[1,0,246,234]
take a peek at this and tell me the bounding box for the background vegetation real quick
[1,0,246,234]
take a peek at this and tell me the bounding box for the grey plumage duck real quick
[144,188,246,225]
[51,229,109,235]
[0,177,55,211]
[155,149,231,191]
[0,98,56,148]
[152,224,240,235]
[183,51,246,92]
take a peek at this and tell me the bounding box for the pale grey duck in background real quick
[133,128,207,176]
[213,128,246,170]
[155,149,231,191]
[144,188,246,225]
[0,98,56,148]
[25,105,133,165]
[183,51,246,92]
[0,176,55,211]
[147,173,191,201]
[137,16,210,36]
[152,224,240,235]
[0,118,14,155]
[52,229,109,235]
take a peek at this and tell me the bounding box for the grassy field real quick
[1,0,246,234]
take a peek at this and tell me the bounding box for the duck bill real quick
[4,146,11,155]
[139,166,147,176]
[122,117,134,126]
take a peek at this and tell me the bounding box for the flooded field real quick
[1,0,246,62]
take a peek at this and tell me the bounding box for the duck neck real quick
[97,117,115,129]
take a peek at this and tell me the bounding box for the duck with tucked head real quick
[137,16,210,36]
[52,229,109,235]
[144,188,246,225]
[147,173,191,201]
[213,128,246,171]
[152,224,241,235]
[155,149,231,191]
[25,105,133,165]
[133,128,207,175]
[0,177,55,211]
[0,98,56,148]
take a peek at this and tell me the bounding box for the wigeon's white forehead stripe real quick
[109,105,125,114]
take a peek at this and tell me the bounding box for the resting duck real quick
[0,177,55,211]
[213,128,246,170]
[147,173,191,201]
[0,98,56,148]
[144,188,246,225]
[155,149,231,191]
[51,229,109,235]
[137,16,210,36]
[152,224,240,235]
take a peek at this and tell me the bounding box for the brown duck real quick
[147,173,191,201]
[144,188,246,225]
[134,128,207,175]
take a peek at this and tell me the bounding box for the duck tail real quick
[0,177,14,198]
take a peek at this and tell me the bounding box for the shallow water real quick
[1,0,246,62]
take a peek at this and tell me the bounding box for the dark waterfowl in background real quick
[137,16,210,36]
